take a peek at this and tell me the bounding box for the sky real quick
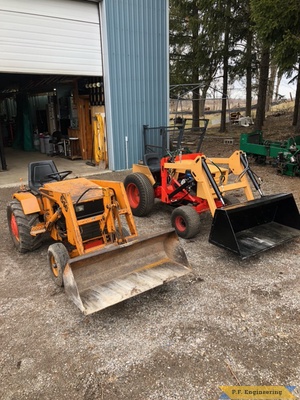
[277,76,297,100]
[228,74,297,101]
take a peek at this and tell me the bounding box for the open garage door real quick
[0,0,102,76]
[0,0,105,170]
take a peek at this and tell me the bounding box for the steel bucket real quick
[209,193,300,259]
[63,229,191,315]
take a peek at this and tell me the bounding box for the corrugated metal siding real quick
[0,0,102,75]
[101,0,169,170]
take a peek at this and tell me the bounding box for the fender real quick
[132,164,155,186]
[13,192,41,215]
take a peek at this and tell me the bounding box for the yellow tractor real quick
[124,150,300,259]
[7,160,191,315]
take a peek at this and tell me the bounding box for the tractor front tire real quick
[7,200,43,253]
[124,173,154,217]
[171,206,201,239]
[47,243,69,287]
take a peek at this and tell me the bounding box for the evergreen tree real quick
[251,0,300,130]
[169,0,222,127]
[170,0,257,131]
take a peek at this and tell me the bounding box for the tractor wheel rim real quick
[10,215,20,241]
[175,216,186,232]
[127,184,140,208]
[50,256,59,277]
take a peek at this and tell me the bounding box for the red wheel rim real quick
[174,215,186,233]
[10,214,20,241]
[126,183,140,208]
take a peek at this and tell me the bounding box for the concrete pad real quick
[0,148,109,188]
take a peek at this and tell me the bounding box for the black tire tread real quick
[124,173,154,217]
[171,205,201,239]
[47,243,69,287]
[7,199,43,253]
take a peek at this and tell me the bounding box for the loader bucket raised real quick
[63,229,191,315]
[209,193,300,259]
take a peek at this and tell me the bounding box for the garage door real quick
[0,0,102,76]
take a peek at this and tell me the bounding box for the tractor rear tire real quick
[7,199,43,253]
[47,243,69,287]
[124,173,154,217]
[171,206,201,239]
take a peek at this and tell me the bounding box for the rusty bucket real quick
[63,229,191,315]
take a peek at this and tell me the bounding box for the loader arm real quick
[91,179,138,237]
[163,155,227,215]
[38,178,139,257]
[208,150,262,200]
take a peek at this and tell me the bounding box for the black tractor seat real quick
[143,153,161,172]
[28,160,61,192]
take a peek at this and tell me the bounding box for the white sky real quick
[278,76,297,99]
[228,75,297,101]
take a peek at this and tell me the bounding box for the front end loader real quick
[7,160,191,315]
[124,150,300,259]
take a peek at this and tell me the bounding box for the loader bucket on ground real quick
[209,193,300,259]
[63,229,191,315]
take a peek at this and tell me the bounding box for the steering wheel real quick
[46,170,73,181]
[165,148,183,163]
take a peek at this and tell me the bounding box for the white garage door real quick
[0,0,102,75]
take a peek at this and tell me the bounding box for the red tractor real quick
[124,150,300,259]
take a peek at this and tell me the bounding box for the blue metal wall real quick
[101,0,169,170]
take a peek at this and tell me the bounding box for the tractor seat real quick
[143,153,161,172]
[28,160,60,192]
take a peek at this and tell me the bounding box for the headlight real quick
[75,204,85,212]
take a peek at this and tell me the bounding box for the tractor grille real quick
[75,199,104,220]
[80,221,102,241]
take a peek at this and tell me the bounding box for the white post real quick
[125,136,129,169]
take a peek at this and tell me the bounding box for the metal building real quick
[0,0,169,171]
[101,0,169,170]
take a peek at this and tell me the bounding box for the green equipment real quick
[240,131,300,177]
